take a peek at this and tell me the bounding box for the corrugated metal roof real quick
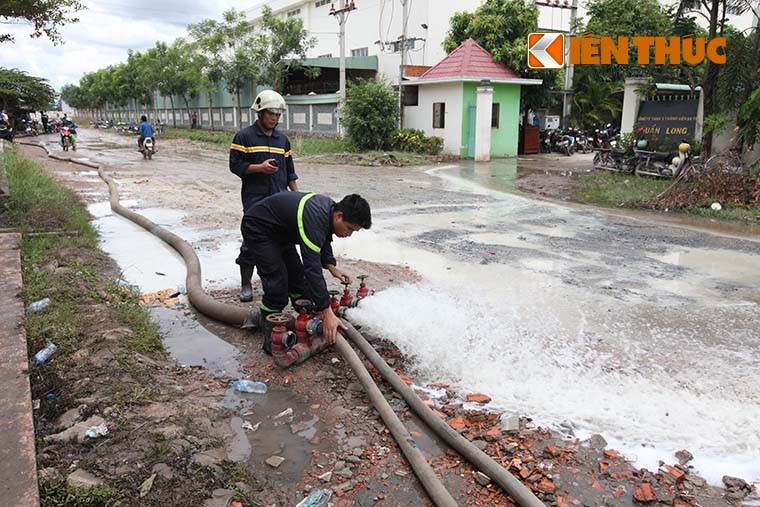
[418,38,521,81]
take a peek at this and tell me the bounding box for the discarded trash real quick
[139,288,181,306]
[273,407,294,421]
[33,343,58,364]
[230,380,268,394]
[711,202,722,211]
[113,278,134,289]
[25,298,51,312]
[241,420,257,431]
[296,488,332,507]
[32,399,40,410]
[155,271,166,276]
[46,393,56,400]
[84,422,109,439]
[139,473,156,497]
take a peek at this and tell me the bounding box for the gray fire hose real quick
[339,319,545,507]
[27,140,544,507]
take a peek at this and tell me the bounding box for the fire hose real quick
[25,140,544,507]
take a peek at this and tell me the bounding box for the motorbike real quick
[592,145,638,173]
[572,128,591,153]
[60,126,75,151]
[141,137,155,160]
[539,129,553,153]
[634,141,695,179]
[0,122,13,143]
[554,129,574,156]
[22,119,38,136]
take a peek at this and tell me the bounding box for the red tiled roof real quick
[419,38,521,81]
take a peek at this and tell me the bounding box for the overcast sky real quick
[2,0,241,92]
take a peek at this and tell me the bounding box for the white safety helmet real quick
[251,90,287,114]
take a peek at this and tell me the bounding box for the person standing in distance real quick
[229,90,298,302]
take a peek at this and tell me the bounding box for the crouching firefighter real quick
[241,192,371,356]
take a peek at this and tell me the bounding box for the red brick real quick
[614,487,626,498]
[633,483,656,503]
[466,393,492,403]
[604,449,621,458]
[662,464,686,481]
[449,417,467,430]
[538,479,556,493]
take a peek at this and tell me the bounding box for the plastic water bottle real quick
[33,343,58,364]
[230,379,267,394]
[296,489,332,507]
[25,298,51,312]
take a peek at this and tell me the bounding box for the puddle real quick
[88,201,240,293]
[223,388,324,477]
[150,306,241,377]
[653,247,760,285]
[438,159,519,194]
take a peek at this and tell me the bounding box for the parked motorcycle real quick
[141,137,155,160]
[555,130,574,156]
[572,128,591,153]
[592,146,637,173]
[635,141,695,178]
[60,126,75,151]
[22,119,38,137]
[539,129,553,153]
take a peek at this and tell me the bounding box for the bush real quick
[392,128,444,155]
[423,135,444,155]
[343,79,398,151]
[393,128,426,152]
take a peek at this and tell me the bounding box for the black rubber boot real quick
[239,265,254,302]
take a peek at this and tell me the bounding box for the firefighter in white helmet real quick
[229,90,299,302]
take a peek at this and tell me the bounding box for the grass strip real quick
[4,146,163,355]
[571,171,760,222]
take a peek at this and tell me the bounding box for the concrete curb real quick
[0,146,40,506]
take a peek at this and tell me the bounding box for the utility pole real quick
[330,1,357,136]
[398,0,409,129]
[562,0,578,127]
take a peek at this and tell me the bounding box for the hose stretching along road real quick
[24,140,544,507]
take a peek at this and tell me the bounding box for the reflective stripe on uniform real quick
[260,303,279,313]
[284,151,292,158]
[297,193,320,253]
[230,144,286,154]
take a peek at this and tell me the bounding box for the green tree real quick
[0,67,56,111]
[189,9,264,128]
[444,0,560,122]
[1,0,84,44]
[143,40,201,127]
[257,5,317,90]
[672,0,756,155]
[581,0,682,82]
[569,75,623,128]
[343,79,398,150]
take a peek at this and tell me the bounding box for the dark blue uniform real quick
[230,122,298,266]
[241,192,337,312]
